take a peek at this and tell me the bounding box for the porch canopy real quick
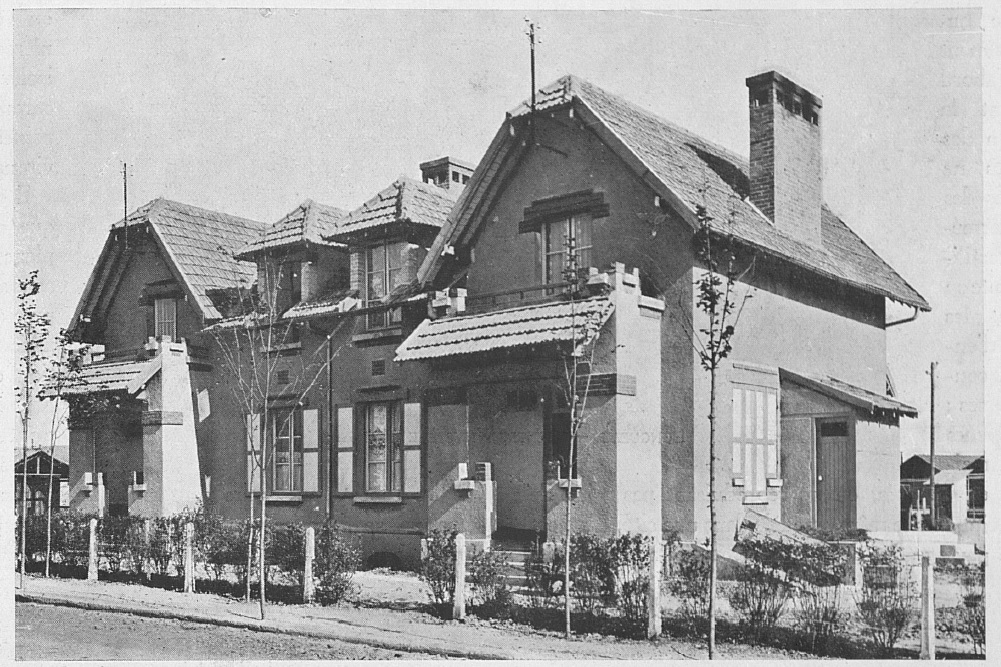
[44,357,160,397]
[779,368,918,418]
[395,297,614,362]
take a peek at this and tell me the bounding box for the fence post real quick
[648,537,662,639]
[87,518,98,581]
[183,522,194,593]
[453,533,466,621]
[303,527,316,603]
[920,555,935,660]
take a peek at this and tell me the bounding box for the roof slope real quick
[57,358,153,396]
[237,199,347,258]
[324,177,457,241]
[395,297,613,362]
[421,75,928,311]
[907,454,982,472]
[113,198,266,320]
[780,368,918,418]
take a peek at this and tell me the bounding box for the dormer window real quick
[365,242,407,329]
[154,298,176,341]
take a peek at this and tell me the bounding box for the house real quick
[61,70,928,566]
[409,71,927,549]
[900,453,985,530]
[14,450,69,517]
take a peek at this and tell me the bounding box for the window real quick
[365,242,408,329]
[154,298,176,341]
[544,214,592,285]
[271,408,303,492]
[967,474,984,520]
[363,402,403,493]
[732,385,779,495]
[550,412,578,479]
[371,359,386,377]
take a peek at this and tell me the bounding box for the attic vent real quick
[276,369,290,385]
[371,359,386,377]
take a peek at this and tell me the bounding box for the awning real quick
[780,368,918,418]
[395,297,614,362]
[48,357,160,397]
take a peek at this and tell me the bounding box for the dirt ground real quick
[16,602,440,661]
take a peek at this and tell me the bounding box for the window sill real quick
[766,478,783,488]
[266,342,302,356]
[557,478,583,489]
[742,495,770,506]
[353,495,404,505]
[352,327,403,345]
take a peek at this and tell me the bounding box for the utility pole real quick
[929,361,937,529]
[122,162,129,249]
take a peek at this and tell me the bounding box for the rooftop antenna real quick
[525,18,539,142]
[122,161,128,249]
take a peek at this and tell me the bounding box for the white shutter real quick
[246,413,261,493]
[302,408,320,493]
[336,406,354,493]
[403,402,422,493]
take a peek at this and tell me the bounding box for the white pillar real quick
[183,522,195,593]
[303,527,316,603]
[648,537,662,639]
[453,533,466,621]
[87,518,98,581]
[920,555,935,659]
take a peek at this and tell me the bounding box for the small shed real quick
[14,450,69,517]
[900,453,984,529]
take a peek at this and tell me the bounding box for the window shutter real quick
[403,402,422,493]
[246,413,261,493]
[336,406,353,493]
[302,408,320,493]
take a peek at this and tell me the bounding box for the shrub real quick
[958,562,985,655]
[313,525,361,606]
[605,533,651,624]
[420,529,457,617]
[52,512,93,571]
[469,549,513,618]
[143,518,175,577]
[667,547,710,632]
[98,515,147,575]
[727,537,793,638]
[855,543,917,657]
[268,522,306,588]
[568,533,617,614]
[525,541,563,607]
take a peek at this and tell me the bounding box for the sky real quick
[9,7,985,458]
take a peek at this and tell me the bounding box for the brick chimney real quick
[419,156,474,193]
[746,71,823,246]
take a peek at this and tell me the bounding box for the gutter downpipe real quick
[885,305,920,328]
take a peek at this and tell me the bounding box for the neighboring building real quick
[62,70,929,566]
[901,453,985,530]
[14,450,69,517]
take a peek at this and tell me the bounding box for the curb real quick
[16,593,511,660]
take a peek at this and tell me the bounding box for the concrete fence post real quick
[920,555,936,660]
[87,518,99,581]
[303,526,316,603]
[453,533,466,621]
[648,537,662,639]
[183,522,195,593]
[420,538,428,563]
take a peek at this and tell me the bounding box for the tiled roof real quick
[58,359,154,396]
[908,454,982,472]
[323,177,457,242]
[780,368,918,417]
[423,75,928,311]
[282,288,359,321]
[237,199,347,258]
[395,297,613,362]
[114,198,266,321]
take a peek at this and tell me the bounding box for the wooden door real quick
[815,419,855,530]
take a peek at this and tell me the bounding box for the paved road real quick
[16,602,442,661]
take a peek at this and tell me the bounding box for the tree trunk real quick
[258,452,267,620]
[245,489,254,602]
[564,482,572,639]
[20,366,31,585]
[45,443,56,578]
[708,364,718,659]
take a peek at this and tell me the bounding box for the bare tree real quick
[16,270,51,586]
[556,229,604,640]
[207,255,345,620]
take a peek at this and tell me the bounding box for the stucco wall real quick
[854,419,900,533]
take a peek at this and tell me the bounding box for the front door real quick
[815,419,855,530]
